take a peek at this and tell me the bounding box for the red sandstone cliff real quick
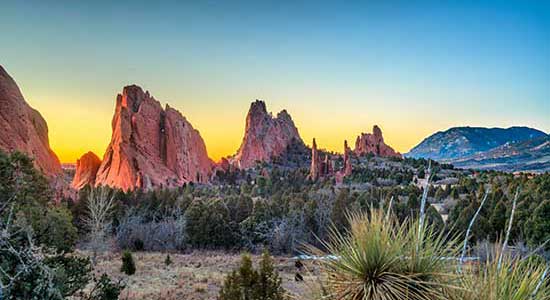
[71,151,101,189]
[232,100,303,169]
[354,125,401,158]
[94,85,213,191]
[0,65,62,176]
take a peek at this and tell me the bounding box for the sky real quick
[1,0,549,163]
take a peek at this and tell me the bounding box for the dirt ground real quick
[82,250,320,300]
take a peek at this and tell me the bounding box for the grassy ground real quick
[82,250,318,300]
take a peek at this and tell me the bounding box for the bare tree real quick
[459,189,490,271]
[82,187,115,264]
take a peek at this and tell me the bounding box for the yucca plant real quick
[305,209,461,300]
[451,245,550,300]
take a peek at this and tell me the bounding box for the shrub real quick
[115,210,186,251]
[306,209,461,300]
[120,250,136,276]
[83,273,125,300]
[450,245,550,300]
[33,206,79,253]
[218,251,287,300]
[164,254,172,266]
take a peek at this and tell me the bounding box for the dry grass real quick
[77,250,316,300]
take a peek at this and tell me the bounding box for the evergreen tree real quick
[121,250,136,276]
[218,252,286,300]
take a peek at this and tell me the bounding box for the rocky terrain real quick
[0,65,61,176]
[232,100,304,169]
[93,85,213,191]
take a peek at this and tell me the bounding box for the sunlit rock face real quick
[354,125,401,158]
[232,100,303,169]
[94,85,213,191]
[0,65,62,176]
[72,151,101,189]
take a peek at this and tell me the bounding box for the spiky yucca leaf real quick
[451,246,550,300]
[306,209,461,300]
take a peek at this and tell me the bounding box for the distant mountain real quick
[406,126,546,161]
[451,135,550,173]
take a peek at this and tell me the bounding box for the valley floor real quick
[79,250,316,300]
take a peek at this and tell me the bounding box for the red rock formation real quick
[71,151,101,189]
[0,65,62,176]
[232,100,303,169]
[343,140,353,176]
[354,125,401,158]
[94,85,213,191]
[310,138,321,180]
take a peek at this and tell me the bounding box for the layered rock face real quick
[94,85,213,191]
[71,151,101,189]
[0,65,62,176]
[354,125,401,158]
[233,100,303,169]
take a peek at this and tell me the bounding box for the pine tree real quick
[121,250,136,276]
[218,252,286,300]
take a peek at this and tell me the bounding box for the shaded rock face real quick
[71,151,101,189]
[310,138,321,180]
[343,140,352,176]
[0,65,62,176]
[233,100,303,169]
[94,85,213,191]
[354,125,401,158]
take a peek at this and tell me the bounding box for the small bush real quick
[164,254,172,266]
[120,250,136,276]
[218,250,286,300]
[85,273,125,300]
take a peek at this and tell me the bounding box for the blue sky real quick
[1,0,549,162]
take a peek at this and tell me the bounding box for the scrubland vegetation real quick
[2,149,550,299]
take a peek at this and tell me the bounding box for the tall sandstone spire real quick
[0,65,61,176]
[94,85,213,191]
[310,138,320,180]
[343,140,353,176]
[232,100,303,169]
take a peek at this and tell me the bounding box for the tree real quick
[32,206,78,253]
[120,250,136,276]
[83,187,115,264]
[525,200,550,248]
[218,251,286,300]
[489,201,507,242]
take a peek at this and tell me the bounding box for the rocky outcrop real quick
[343,140,352,176]
[71,151,101,189]
[94,85,213,191]
[354,125,401,158]
[232,100,303,169]
[0,65,62,176]
[310,138,321,180]
[335,140,353,184]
